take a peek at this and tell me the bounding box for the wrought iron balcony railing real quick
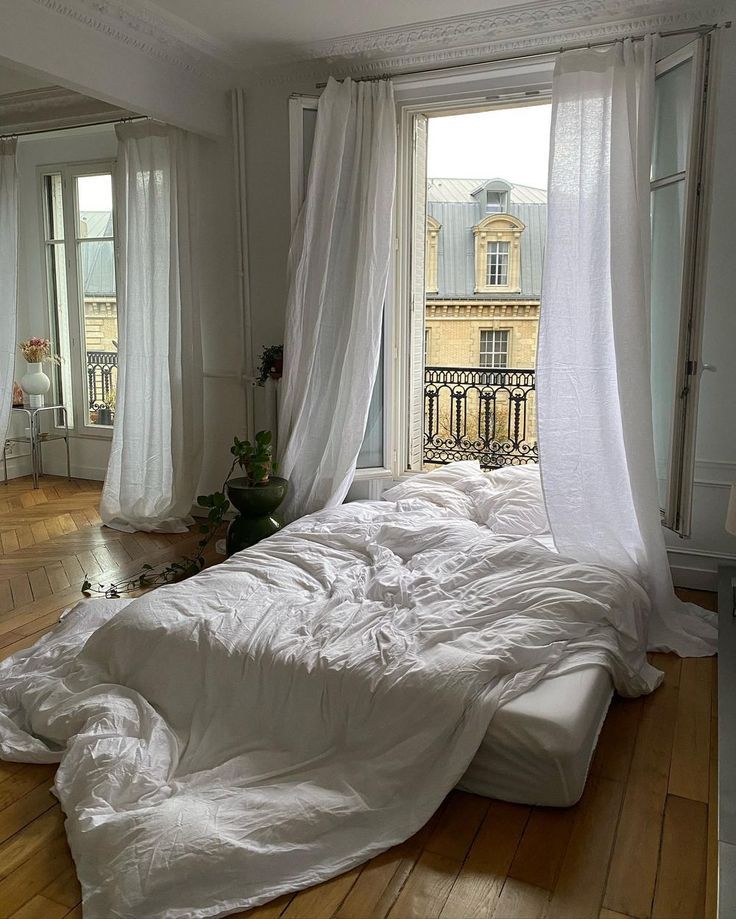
[424,365,538,468]
[86,350,117,420]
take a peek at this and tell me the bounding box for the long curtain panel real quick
[278,78,396,520]
[0,138,18,443]
[537,39,716,655]
[100,122,203,533]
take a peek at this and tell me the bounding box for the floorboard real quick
[0,476,719,918]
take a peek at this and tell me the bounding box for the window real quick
[289,96,387,474]
[650,35,712,535]
[486,241,509,286]
[486,190,507,213]
[473,214,524,293]
[42,164,118,431]
[480,330,509,368]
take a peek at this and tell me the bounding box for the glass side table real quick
[2,405,71,489]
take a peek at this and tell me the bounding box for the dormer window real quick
[485,190,507,214]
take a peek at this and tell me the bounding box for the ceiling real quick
[0,60,52,95]
[140,0,548,63]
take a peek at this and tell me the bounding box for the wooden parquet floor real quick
[0,477,719,919]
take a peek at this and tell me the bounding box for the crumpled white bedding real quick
[0,462,661,919]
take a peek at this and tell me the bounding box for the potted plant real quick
[223,431,289,555]
[256,345,283,385]
[83,428,289,597]
[97,388,115,426]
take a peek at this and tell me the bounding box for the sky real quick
[77,174,113,212]
[427,103,552,188]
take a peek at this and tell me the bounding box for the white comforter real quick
[0,463,660,919]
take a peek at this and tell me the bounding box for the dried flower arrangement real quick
[18,338,62,364]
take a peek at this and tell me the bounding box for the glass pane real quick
[76,174,113,238]
[44,174,64,240]
[46,241,74,423]
[652,59,693,181]
[650,179,686,509]
[302,107,317,193]
[79,239,118,426]
[357,342,384,469]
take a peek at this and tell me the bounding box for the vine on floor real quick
[81,432,277,599]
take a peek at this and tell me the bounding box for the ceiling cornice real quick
[0,86,133,134]
[28,0,236,80]
[243,0,733,85]
[23,0,735,86]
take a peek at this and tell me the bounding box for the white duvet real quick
[0,462,661,919]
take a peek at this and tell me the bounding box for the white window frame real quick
[480,329,510,368]
[39,159,118,438]
[651,35,714,536]
[288,95,394,482]
[486,240,510,286]
[392,58,555,476]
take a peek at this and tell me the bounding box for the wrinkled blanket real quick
[0,463,661,919]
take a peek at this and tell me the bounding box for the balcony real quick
[424,366,538,468]
[86,350,117,423]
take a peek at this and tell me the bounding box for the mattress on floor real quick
[459,664,613,807]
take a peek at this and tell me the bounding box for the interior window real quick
[650,35,712,536]
[42,165,118,430]
[289,95,385,471]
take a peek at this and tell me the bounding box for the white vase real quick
[21,362,51,409]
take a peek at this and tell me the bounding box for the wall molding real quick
[22,0,733,87]
[0,86,133,135]
[244,0,733,85]
[28,0,235,80]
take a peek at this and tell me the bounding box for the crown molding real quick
[23,0,735,88]
[0,86,133,134]
[28,0,237,81]
[243,0,733,85]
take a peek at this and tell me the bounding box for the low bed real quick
[0,461,660,919]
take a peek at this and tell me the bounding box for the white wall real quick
[665,27,736,589]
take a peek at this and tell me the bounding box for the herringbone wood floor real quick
[0,476,719,919]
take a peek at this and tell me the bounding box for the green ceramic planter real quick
[225,476,289,556]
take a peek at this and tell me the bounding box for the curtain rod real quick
[316,21,728,88]
[0,114,149,142]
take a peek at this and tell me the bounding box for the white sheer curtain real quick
[278,78,396,520]
[0,138,18,444]
[100,122,203,533]
[538,38,716,656]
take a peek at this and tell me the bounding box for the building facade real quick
[425,177,546,371]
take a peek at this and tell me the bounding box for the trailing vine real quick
[81,432,275,599]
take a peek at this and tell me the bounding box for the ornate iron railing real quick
[86,351,117,421]
[424,366,538,468]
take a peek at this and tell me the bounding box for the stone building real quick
[423,178,546,461]
[425,177,546,370]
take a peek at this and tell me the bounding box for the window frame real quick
[479,328,511,368]
[486,240,510,286]
[651,35,714,536]
[39,159,118,438]
[393,60,554,476]
[288,95,394,482]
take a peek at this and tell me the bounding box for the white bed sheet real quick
[0,462,660,919]
[460,664,613,807]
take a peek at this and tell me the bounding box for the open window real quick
[650,35,713,536]
[41,163,118,431]
[288,94,388,474]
